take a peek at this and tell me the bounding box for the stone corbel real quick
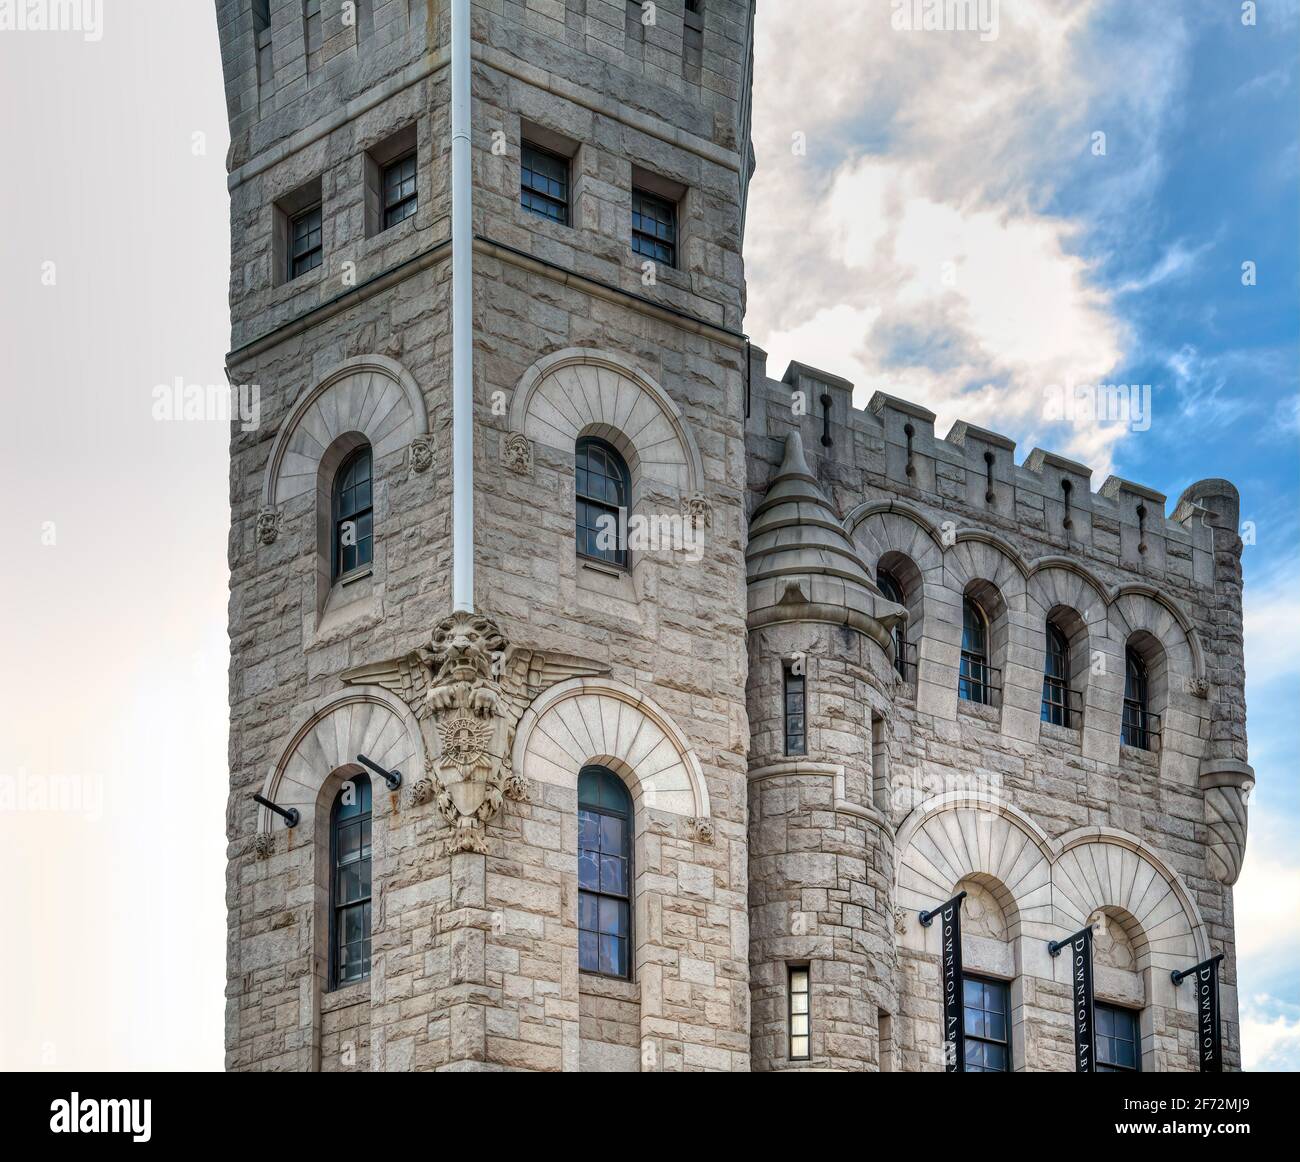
[1199,759,1254,885]
[501,431,532,475]
[688,816,715,844]
[681,492,712,531]
[1186,676,1210,699]
[409,434,433,474]
[255,506,281,545]
[253,832,273,860]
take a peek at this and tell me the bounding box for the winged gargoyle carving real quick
[341,610,608,854]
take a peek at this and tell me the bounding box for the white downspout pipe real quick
[451,0,474,612]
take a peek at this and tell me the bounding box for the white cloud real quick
[1242,997,1300,1072]
[748,0,1191,474]
[1243,556,1300,687]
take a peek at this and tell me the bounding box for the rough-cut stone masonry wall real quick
[744,347,1248,1072]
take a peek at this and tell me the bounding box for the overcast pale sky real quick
[0,1,1296,1071]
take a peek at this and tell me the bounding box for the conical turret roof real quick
[746,431,905,644]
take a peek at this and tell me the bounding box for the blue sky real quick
[747,0,1300,1067]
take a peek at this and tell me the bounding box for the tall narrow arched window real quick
[1042,622,1071,726]
[959,596,991,704]
[575,437,630,569]
[1122,647,1151,749]
[877,568,908,680]
[578,765,632,979]
[331,445,373,581]
[329,773,372,989]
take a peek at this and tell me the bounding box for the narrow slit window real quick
[783,662,806,756]
[789,966,810,1060]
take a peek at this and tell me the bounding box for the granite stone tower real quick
[219,1,1250,1071]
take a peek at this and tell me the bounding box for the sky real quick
[0,1,1296,1071]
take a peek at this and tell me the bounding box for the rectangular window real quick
[382,151,418,230]
[1097,1004,1141,1072]
[289,203,323,279]
[783,663,806,756]
[788,966,810,1060]
[521,143,570,225]
[632,187,677,267]
[303,0,322,68]
[683,0,703,82]
[963,976,1010,1072]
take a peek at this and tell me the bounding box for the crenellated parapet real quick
[746,346,1227,603]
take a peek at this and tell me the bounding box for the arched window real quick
[329,772,372,989]
[578,765,632,979]
[1042,622,1071,726]
[960,596,991,704]
[575,437,630,569]
[331,445,373,581]
[1122,647,1151,749]
[877,568,908,680]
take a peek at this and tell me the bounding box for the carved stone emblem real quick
[1186,676,1210,699]
[682,492,712,531]
[502,431,531,474]
[255,507,280,545]
[342,609,607,854]
[689,817,715,844]
[254,832,273,860]
[409,434,433,474]
[893,906,908,936]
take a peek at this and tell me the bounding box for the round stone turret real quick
[745,429,902,1071]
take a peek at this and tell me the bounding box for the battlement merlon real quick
[745,351,1247,591]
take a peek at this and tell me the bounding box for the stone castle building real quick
[219,0,1252,1071]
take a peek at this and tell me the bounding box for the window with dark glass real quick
[1097,1004,1141,1072]
[963,976,1010,1072]
[289,202,323,279]
[1122,647,1151,749]
[959,596,991,704]
[783,662,806,755]
[575,437,629,569]
[632,188,677,266]
[382,151,418,229]
[330,773,372,988]
[521,143,570,224]
[253,0,273,90]
[332,446,373,580]
[1042,622,1071,726]
[789,966,810,1060]
[578,766,632,979]
[878,568,908,679]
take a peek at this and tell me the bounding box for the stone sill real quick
[957,699,1000,724]
[1040,720,1082,748]
[321,979,370,1013]
[579,974,639,1004]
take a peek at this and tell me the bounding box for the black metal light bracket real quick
[357,752,402,791]
[1171,952,1224,987]
[251,792,300,828]
[919,889,967,928]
